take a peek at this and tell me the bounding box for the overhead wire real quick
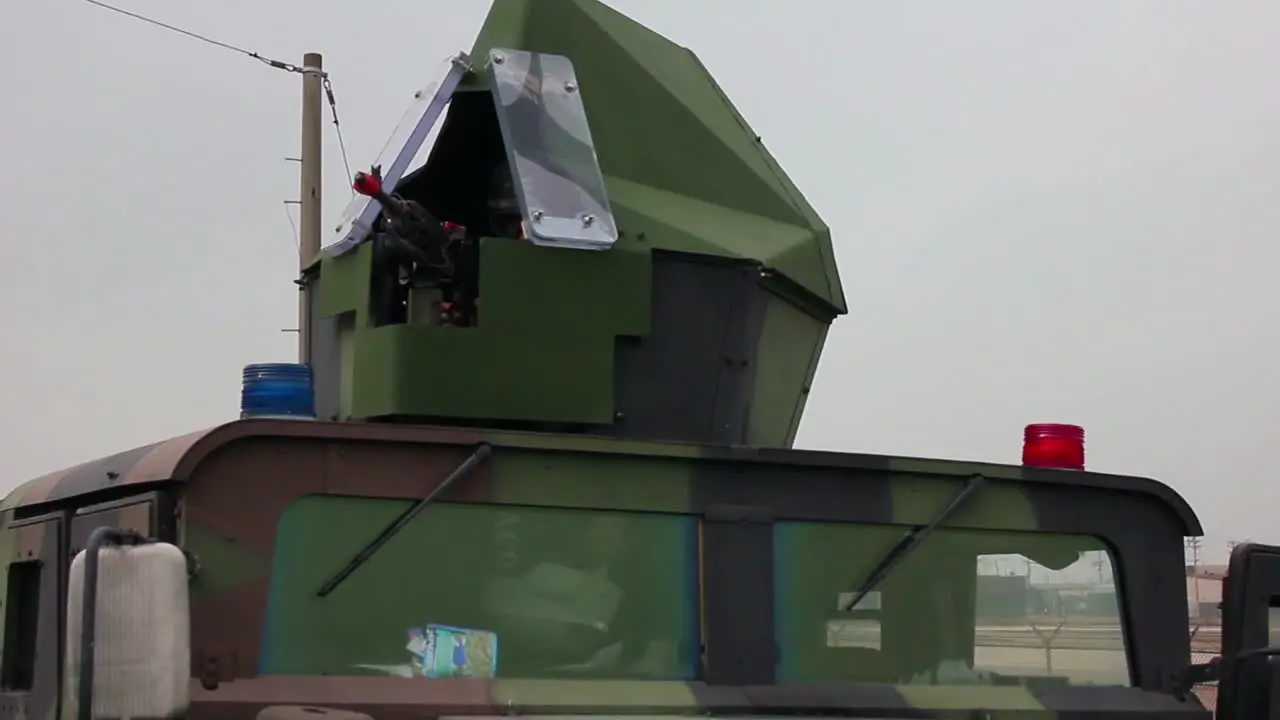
[78,0,307,74]
[76,0,356,196]
[322,77,355,193]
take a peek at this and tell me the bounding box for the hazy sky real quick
[2,0,1276,562]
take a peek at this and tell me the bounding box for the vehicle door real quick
[0,512,64,720]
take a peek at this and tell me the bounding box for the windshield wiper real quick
[838,473,987,612]
[316,442,493,598]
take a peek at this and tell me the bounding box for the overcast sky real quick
[2,0,1276,562]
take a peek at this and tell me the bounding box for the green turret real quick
[303,0,845,447]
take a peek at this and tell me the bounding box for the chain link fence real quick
[1190,624,1220,712]
[834,619,1222,710]
[970,620,1222,712]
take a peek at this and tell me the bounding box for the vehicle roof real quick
[1,419,1202,534]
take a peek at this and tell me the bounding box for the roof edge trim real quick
[5,420,1202,537]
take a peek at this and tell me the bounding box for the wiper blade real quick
[838,473,987,612]
[316,442,493,598]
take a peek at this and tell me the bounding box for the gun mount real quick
[304,0,846,446]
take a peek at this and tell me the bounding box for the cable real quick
[77,0,307,75]
[283,200,300,250]
[80,0,356,200]
[322,76,355,197]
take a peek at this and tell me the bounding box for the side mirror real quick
[62,527,191,720]
[1218,543,1280,719]
[1232,649,1280,719]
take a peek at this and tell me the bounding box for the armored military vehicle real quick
[4,1,1279,719]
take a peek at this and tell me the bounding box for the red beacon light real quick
[1022,423,1085,471]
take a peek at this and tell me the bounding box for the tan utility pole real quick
[298,52,324,364]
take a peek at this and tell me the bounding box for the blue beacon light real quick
[240,363,316,420]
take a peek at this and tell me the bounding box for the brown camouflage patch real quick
[3,420,503,513]
[0,417,1211,720]
[183,426,489,682]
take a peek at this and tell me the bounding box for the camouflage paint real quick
[0,419,1210,720]
[177,675,1208,719]
[0,445,176,720]
[342,239,651,424]
[467,0,845,310]
[0,2,1214,717]
[312,0,844,434]
[746,289,829,447]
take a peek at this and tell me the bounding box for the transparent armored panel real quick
[487,49,618,251]
[325,52,472,258]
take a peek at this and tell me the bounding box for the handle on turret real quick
[352,168,383,198]
[352,165,457,275]
[353,165,412,218]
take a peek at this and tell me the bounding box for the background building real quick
[1187,564,1225,623]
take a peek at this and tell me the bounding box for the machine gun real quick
[352,164,465,281]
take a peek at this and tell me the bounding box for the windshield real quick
[261,496,699,679]
[261,496,1129,687]
[776,521,1130,686]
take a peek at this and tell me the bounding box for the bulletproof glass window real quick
[971,548,1126,684]
[263,496,699,679]
[487,49,618,251]
[1,561,41,690]
[775,523,1130,687]
[326,54,470,258]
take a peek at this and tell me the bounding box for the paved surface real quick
[828,622,1220,686]
[974,646,1128,684]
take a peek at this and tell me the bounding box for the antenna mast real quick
[298,52,324,364]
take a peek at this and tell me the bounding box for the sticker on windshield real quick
[407,624,499,678]
[837,590,882,611]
